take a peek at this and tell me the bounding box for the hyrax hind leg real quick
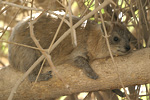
[74,56,98,80]
[23,54,52,82]
[9,43,52,82]
[24,50,52,82]
[28,69,52,82]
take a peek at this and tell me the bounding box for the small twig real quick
[0,40,46,52]
[111,6,116,22]
[138,93,150,97]
[31,59,46,89]
[56,0,66,9]
[48,12,68,52]
[30,0,51,87]
[80,0,94,17]
[139,0,149,31]
[30,0,34,20]
[1,1,42,11]
[130,2,140,49]
[136,85,141,97]
[0,5,11,15]
[145,84,149,97]
[94,0,99,21]
[29,0,41,87]
[33,9,49,23]
[130,2,139,24]
[99,10,131,100]
[68,0,77,47]
[83,92,92,100]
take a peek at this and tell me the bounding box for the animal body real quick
[8,14,133,82]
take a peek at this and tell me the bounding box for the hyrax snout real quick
[8,14,135,82]
[111,24,132,54]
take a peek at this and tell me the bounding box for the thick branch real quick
[0,48,150,100]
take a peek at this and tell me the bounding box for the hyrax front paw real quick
[29,71,52,82]
[74,56,99,80]
[86,71,99,80]
[42,71,53,81]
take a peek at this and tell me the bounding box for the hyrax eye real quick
[113,36,119,42]
[128,38,130,41]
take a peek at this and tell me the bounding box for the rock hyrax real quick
[8,14,134,82]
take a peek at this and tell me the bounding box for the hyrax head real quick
[101,22,132,56]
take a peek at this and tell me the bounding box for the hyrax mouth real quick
[116,45,131,55]
[125,45,131,51]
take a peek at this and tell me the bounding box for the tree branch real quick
[1,48,150,100]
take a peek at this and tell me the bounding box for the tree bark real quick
[1,48,150,100]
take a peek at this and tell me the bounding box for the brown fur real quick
[8,14,134,82]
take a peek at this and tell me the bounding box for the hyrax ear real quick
[100,21,113,34]
[85,20,101,31]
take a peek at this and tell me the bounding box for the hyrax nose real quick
[125,45,130,51]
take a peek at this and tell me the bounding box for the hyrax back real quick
[8,14,134,82]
